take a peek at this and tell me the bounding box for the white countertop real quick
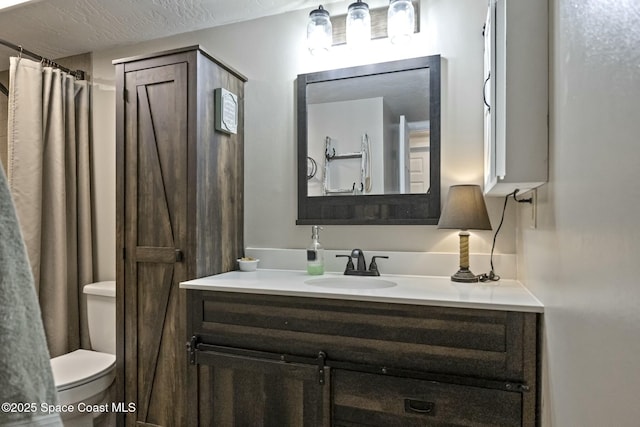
[180,269,544,313]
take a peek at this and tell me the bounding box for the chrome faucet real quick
[336,249,388,276]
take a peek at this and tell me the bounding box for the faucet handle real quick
[336,254,355,273]
[369,256,389,276]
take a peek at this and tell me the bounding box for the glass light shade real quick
[307,5,332,55]
[387,0,415,44]
[346,0,371,49]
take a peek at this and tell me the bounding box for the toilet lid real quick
[51,349,116,391]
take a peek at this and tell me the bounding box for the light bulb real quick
[387,0,415,44]
[346,0,371,49]
[307,5,332,55]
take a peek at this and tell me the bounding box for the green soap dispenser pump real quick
[307,226,325,275]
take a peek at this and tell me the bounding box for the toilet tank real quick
[83,281,116,354]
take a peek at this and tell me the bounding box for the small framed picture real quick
[214,88,238,134]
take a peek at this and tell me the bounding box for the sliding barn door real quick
[123,62,188,426]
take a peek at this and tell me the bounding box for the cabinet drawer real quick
[190,291,536,381]
[333,370,521,427]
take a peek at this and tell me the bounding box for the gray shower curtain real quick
[7,57,93,358]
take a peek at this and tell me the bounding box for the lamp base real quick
[451,267,479,283]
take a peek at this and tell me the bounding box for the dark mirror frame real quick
[296,55,441,225]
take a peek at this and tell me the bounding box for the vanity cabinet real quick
[483,0,548,196]
[186,290,539,426]
[115,46,246,426]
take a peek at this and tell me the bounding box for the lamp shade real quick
[437,185,492,230]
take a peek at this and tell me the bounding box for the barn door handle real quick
[175,249,184,262]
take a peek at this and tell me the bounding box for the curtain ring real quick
[18,45,23,59]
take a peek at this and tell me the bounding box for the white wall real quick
[517,0,640,425]
[91,0,516,280]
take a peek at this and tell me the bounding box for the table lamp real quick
[437,185,492,282]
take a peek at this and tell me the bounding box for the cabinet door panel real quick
[196,351,330,427]
[123,62,188,426]
[333,369,521,427]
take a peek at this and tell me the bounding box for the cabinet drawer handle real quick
[404,399,434,415]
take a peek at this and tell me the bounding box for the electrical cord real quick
[477,189,532,282]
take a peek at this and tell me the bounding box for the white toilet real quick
[50,281,116,426]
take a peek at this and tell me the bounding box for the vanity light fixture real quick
[307,5,333,55]
[387,0,415,44]
[437,185,492,283]
[307,1,418,50]
[346,0,371,49]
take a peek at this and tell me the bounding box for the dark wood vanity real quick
[185,288,539,426]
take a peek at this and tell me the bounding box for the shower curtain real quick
[7,57,93,358]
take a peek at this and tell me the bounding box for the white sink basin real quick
[305,276,397,290]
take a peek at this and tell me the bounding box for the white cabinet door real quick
[483,0,548,197]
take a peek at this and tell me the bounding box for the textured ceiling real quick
[0,0,340,70]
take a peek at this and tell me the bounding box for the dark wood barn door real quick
[123,62,188,426]
[196,350,331,426]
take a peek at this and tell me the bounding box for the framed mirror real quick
[297,55,441,225]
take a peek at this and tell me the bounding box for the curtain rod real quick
[0,38,85,80]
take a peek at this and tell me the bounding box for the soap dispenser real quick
[307,226,325,275]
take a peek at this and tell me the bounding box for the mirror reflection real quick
[306,68,431,196]
[297,55,441,225]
